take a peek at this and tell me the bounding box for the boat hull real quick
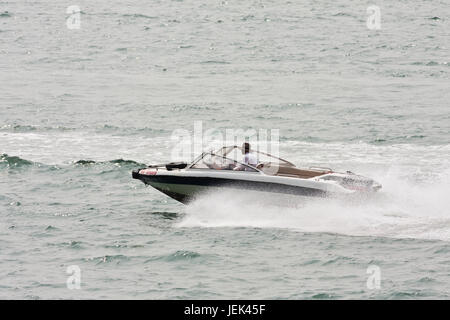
[132,169,330,204]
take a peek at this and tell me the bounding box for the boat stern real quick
[317,172,382,193]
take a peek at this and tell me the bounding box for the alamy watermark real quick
[366,5,381,30]
[170,121,280,163]
[66,265,81,289]
[366,265,381,289]
[66,5,81,30]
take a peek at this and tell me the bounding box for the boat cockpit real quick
[188,145,332,179]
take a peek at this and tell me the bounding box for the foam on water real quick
[178,167,450,241]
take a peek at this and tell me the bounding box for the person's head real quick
[242,142,250,154]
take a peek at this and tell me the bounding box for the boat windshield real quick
[190,153,257,172]
[214,145,295,167]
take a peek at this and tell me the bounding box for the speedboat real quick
[132,145,382,204]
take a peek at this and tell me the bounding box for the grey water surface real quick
[1,0,449,299]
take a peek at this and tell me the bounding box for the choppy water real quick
[1,0,449,299]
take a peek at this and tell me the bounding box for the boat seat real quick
[259,163,330,179]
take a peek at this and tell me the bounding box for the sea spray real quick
[178,168,450,241]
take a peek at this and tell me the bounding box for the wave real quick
[89,255,131,265]
[200,60,231,65]
[412,61,449,67]
[163,250,202,262]
[0,154,146,170]
[332,12,355,18]
[74,159,146,167]
[0,11,11,18]
[122,13,157,19]
[0,124,86,133]
[0,123,169,135]
[144,250,208,263]
[0,154,34,168]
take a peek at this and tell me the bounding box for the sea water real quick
[0,0,449,299]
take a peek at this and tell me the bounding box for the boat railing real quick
[308,166,333,172]
[218,145,296,167]
[188,151,263,173]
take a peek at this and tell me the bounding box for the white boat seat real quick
[259,163,331,179]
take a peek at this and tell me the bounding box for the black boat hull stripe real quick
[134,173,328,198]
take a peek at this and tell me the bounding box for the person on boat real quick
[233,142,257,171]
